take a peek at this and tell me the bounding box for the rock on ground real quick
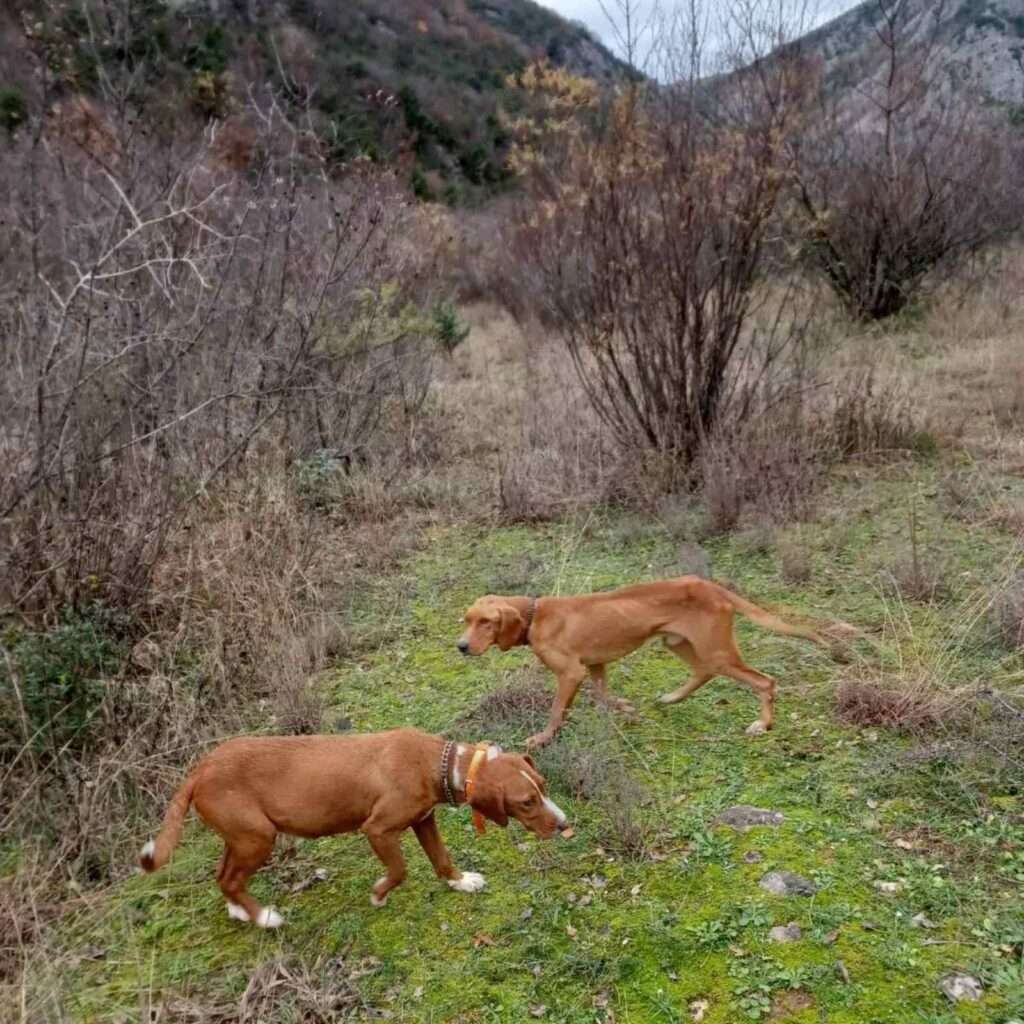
[714,805,785,831]
[768,922,802,943]
[939,974,982,1003]
[759,871,817,897]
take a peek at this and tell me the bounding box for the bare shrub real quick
[505,45,814,461]
[992,573,1024,650]
[786,1,1023,321]
[0,92,443,619]
[698,406,832,535]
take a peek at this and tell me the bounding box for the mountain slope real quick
[804,0,1024,109]
[0,0,634,200]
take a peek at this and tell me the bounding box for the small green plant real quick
[728,957,816,1020]
[685,903,771,950]
[431,301,471,355]
[411,166,433,201]
[0,85,27,136]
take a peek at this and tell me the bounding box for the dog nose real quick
[457,639,469,654]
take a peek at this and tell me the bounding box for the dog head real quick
[468,751,567,838]
[458,597,524,655]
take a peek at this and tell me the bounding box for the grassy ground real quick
[50,464,1024,1023]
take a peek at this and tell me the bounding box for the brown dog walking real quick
[140,729,566,927]
[459,576,838,749]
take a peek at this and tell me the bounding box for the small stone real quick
[521,907,534,920]
[759,871,817,897]
[689,998,710,1022]
[630,884,642,897]
[866,798,879,809]
[566,924,578,939]
[578,893,593,907]
[893,838,915,850]
[911,912,937,929]
[835,960,851,985]
[560,827,576,839]
[824,929,840,945]
[939,973,982,1003]
[874,880,903,894]
[714,805,785,831]
[529,1006,547,1018]
[742,850,764,864]
[768,922,802,943]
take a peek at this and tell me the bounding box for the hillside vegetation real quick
[0,0,631,200]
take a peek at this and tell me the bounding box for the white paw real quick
[226,902,251,923]
[745,721,768,736]
[657,692,681,705]
[370,878,389,907]
[448,871,486,894]
[140,839,155,860]
[256,906,284,929]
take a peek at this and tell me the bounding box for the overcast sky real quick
[539,0,861,59]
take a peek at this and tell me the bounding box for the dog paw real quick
[656,691,682,705]
[370,879,389,908]
[256,907,284,929]
[745,721,768,736]
[226,902,251,923]
[448,871,486,894]
[525,731,553,751]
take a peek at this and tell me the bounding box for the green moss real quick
[49,468,1024,1021]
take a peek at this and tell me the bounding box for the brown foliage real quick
[505,59,815,460]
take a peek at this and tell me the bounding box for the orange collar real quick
[464,743,490,834]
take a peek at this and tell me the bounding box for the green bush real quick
[1,607,130,759]
[431,301,471,354]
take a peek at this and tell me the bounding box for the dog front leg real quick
[364,829,407,907]
[527,663,586,750]
[413,812,485,894]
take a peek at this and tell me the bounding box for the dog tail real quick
[139,770,199,873]
[715,584,841,650]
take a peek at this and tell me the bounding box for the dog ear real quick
[469,771,508,828]
[522,754,536,769]
[496,606,524,651]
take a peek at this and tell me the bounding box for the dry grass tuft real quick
[149,954,381,1022]
[992,572,1024,650]
[777,532,813,585]
[835,668,966,734]
[455,678,553,737]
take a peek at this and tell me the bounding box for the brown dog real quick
[459,577,839,749]
[139,728,566,928]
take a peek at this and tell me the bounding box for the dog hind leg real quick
[657,638,715,705]
[218,829,280,928]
